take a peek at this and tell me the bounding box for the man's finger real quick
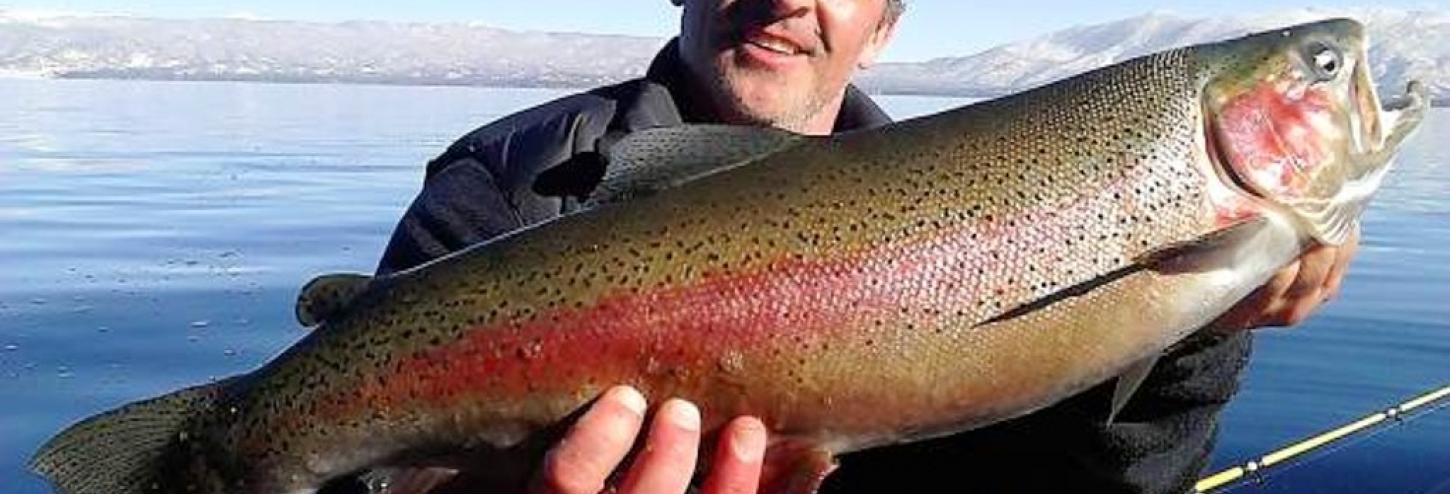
[1255,244,1335,327]
[536,386,648,494]
[1272,289,1323,327]
[1322,228,1361,299]
[1286,244,1336,300]
[618,399,702,494]
[698,417,767,494]
[1213,260,1299,331]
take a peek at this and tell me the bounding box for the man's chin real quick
[722,92,797,127]
[717,77,807,120]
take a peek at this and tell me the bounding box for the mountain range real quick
[853,8,1449,104]
[1,8,1445,104]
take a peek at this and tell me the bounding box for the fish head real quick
[1195,18,1428,246]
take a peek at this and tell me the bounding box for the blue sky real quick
[3,1,1445,61]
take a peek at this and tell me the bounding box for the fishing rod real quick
[1195,384,1450,493]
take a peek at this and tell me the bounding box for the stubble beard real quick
[705,61,832,134]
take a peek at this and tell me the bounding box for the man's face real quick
[678,0,894,133]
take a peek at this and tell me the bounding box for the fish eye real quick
[1306,42,1343,81]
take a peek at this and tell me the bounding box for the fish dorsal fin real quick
[587,124,804,206]
[1108,355,1161,425]
[296,273,373,328]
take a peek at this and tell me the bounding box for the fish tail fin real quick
[29,378,235,494]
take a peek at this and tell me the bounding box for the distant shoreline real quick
[0,69,47,80]
[4,73,1445,108]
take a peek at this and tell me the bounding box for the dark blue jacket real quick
[373,40,1250,494]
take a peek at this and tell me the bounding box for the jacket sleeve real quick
[375,93,621,275]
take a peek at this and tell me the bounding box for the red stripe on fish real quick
[318,168,1212,426]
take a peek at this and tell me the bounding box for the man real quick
[369,1,1358,492]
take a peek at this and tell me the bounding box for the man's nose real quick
[732,0,810,20]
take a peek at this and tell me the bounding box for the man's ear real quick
[856,17,899,70]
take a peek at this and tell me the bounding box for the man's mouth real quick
[741,29,810,56]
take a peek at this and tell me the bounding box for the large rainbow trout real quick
[33,18,1427,494]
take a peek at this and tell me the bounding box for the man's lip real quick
[738,27,811,56]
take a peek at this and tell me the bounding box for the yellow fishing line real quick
[1195,384,1450,493]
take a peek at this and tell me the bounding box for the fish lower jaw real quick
[1374,81,1429,150]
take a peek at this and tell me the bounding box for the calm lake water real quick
[1,78,1446,493]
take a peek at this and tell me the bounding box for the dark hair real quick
[885,0,906,25]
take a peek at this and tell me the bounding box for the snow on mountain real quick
[856,8,1450,103]
[0,9,665,87]
[1,8,1445,104]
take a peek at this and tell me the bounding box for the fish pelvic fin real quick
[30,379,233,494]
[759,441,837,494]
[1108,355,1161,425]
[587,125,805,206]
[296,273,373,327]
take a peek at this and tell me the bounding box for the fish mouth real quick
[1327,79,1427,239]
[1345,44,1428,161]
[1368,80,1429,154]
[1310,56,1430,244]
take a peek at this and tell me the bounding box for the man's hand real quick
[1214,228,1360,331]
[533,386,767,494]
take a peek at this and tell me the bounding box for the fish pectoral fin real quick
[1134,216,1273,274]
[758,441,837,494]
[360,467,458,494]
[978,217,1275,327]
[587,124,805,206]
[296,273,373,328]
[1108,355,1161,425]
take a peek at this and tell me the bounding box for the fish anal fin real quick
[296,273,373,328]
[1108,355,1161,425]
[587,125,804,206]
[759,441,837,494]
[361,467,459,494]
